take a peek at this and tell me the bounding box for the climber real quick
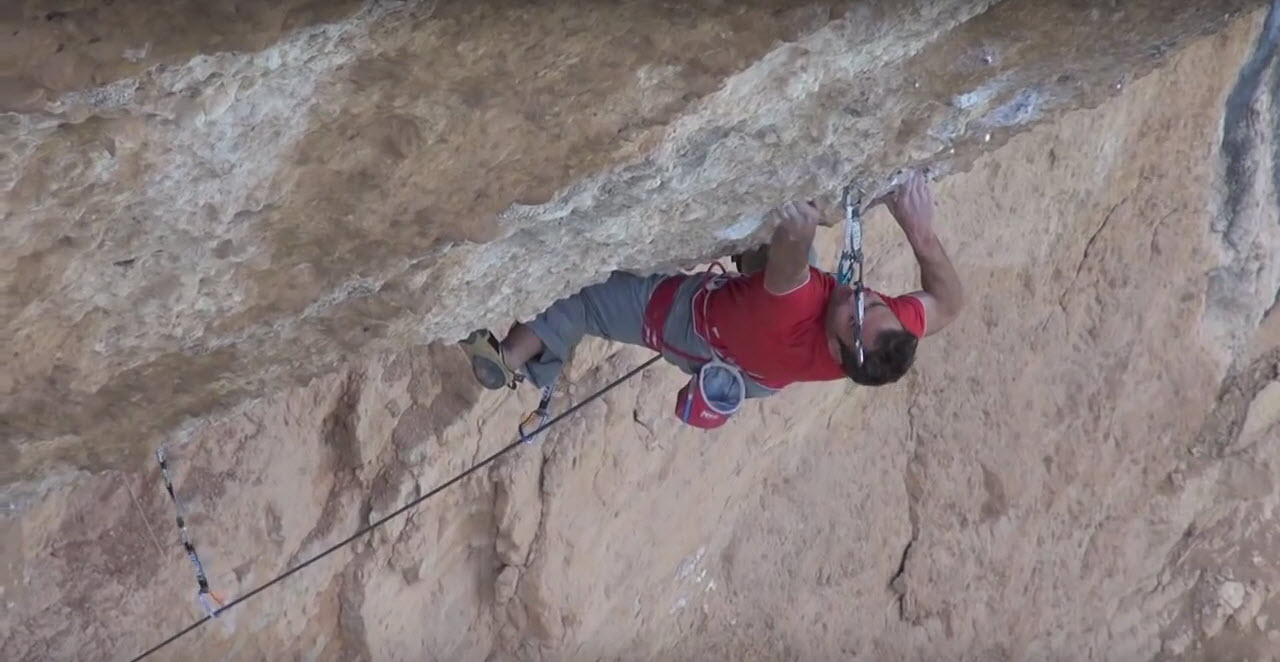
[460,170,964,429]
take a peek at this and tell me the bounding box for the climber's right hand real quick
[770,199,821,242]
[885,170,936,239]
[764,200,820,295]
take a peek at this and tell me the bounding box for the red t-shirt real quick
[698,267,925,389]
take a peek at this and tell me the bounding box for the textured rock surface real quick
[5,2,1280,662]
[1,0,1261,483]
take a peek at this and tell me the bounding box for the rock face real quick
[4,1,1280,662]
[1,0,1262,482]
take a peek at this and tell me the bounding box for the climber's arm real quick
[763,200,821,295]
[904,231,963,336]
[888,172,964,336]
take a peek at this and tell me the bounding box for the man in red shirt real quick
[462,171,963,421]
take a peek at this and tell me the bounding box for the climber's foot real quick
[461,330,522,390]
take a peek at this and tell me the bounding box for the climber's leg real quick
[498,323,544,371]
[464,271,665,390]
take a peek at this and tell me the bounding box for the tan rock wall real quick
[2,0,1258,483]
[4,3,1280,662]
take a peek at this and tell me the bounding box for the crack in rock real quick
[334,558,375,662]
[892,387,926,623]
[289,369,367,566]
[1058,196,1128,314]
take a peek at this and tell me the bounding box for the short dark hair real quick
[839,329,918,386]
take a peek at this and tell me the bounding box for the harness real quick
[641,267,715,364]
[640,263,763,428]
[641,263,771,382]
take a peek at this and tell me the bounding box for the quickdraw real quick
[155,447,226,618]
[517,385,554,444]
[837,183,867,366]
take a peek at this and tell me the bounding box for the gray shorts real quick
[520,270,779,399]
[522,271,677,389]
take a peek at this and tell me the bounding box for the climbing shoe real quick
[461,330,522,390]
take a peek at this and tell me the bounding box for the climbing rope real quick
[129,354,662,662]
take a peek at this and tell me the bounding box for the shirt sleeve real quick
[881,293,927,338]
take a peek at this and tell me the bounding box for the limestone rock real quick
[1230,582,1266,631]
[1,0,1261,483]
[5,2,1280,662]
[1240,380,1280,442]
[495,565,520,607]
[1223,581,1248,612]
[492,451,543,567]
